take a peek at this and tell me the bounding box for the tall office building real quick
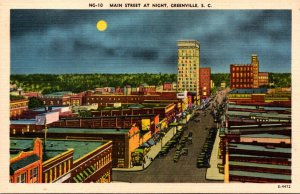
[177,40,200,95]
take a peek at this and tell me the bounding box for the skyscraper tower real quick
[251,54,259,88]
[177,40,200,95]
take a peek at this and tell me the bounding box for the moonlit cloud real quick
[11,10,291,74]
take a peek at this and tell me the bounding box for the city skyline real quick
[11,10,291,74]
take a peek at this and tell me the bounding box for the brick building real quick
[10,138,43,183]
[10,138,113,183]
[10,99,28,119]
[13,126,140,169]
[230,54,259,89]
[258,72,269,87]
[199,67,211,99]
[40,91,85,106]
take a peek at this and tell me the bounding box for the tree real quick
[28,97,44,109]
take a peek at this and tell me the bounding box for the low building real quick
[228,88,267,104]
[40,91,85,106]
[227,143,291,183]
[10,99,29,119]
[10,138,113,183]
[258,72,269,87]
[14,126,140,168]
[10,138,43,183]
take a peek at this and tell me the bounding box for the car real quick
[181,148,188,156]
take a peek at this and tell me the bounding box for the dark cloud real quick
[132,49,159,61]
[10,10,291,74]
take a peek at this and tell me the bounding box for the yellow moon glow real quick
[97,20,107,31]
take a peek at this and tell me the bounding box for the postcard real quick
[0,0,299,193]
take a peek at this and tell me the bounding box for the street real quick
[112,90,228,183]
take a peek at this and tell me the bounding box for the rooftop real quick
[10,138,109,162]
[228,104,291,111]
[229,161,291,170]
[10,119,37,125]
[241,133,290,139]
[228,110,291,119]
[43,139,107,161]
[229,88,268,94]
[230,154,291,161]
[228,143,291,154]
[42,127,131,134]
[229,170,291,181]
[44,91,72,97]
[10,154,40,175]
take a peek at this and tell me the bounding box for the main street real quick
[112,90,228,183]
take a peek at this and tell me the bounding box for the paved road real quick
[112,92,227,183]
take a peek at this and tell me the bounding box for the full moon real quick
[96,20,107,31]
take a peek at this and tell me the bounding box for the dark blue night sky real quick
[10,10,291,74]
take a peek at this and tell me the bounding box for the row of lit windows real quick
[259,76,268,79]
[232,73,253,78]
[10,103,28,109]
[44,160,71,183]
[10,109,22,117]
[232,66,252,71]
[178,78,194,81]
[232,79,253,83]
[232,84,253,88]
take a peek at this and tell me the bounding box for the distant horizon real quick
[10,72,291,75]
[11,10,291,74]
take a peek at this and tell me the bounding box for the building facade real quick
[259,72,269,87]
[230,54,260,89]
[10,99,29,119]
[199,67,211,99]
[10,138,113,183]
[10,138,43,183]
[177,40,200,95]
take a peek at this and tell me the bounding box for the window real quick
[17,172,27,183]
[45,172,48,183]
[59,164,62,177]
[50,169,52,182]
[30,167,38,183]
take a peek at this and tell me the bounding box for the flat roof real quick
[228,104,291,111]
[10,119,37,125]
[230,154,291,161]
[228,111,291,119]
[229,161,291,170]
[241,133,290,139]
[229,170,291,181]
[43,127,130,134]
[44,91,72,97]
[228,143,291,154]
[229,88,267,94]
[10,138,109,161]
[44,139,107,161]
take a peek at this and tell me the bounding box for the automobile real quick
[188,132,193,137]
[176,144,183,151]
[181,148,188,156]
[197,161,210,168]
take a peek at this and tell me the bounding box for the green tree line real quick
[10,73,291,95]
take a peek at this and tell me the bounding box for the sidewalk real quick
[113,125,181,172]
[206,128,224,181]
[113,111,195,172]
